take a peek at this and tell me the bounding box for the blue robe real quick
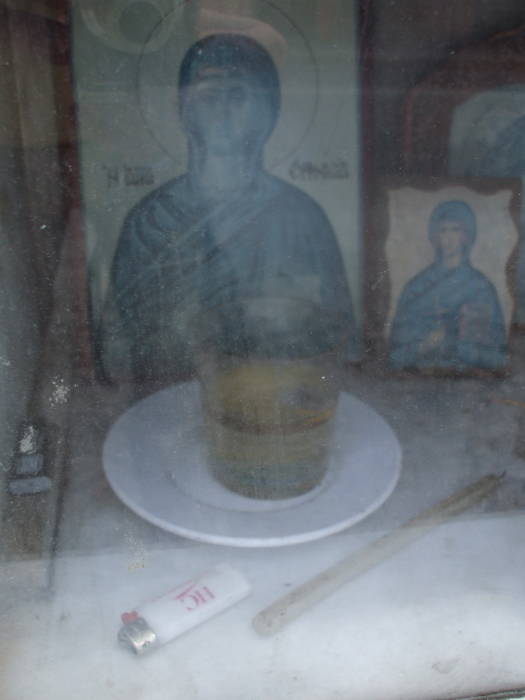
[99,171,355,381]
[389,261,507,371]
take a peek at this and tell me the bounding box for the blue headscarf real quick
[178,33,281,139]
[428,200,477,254]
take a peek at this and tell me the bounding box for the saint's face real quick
[437,219,467,260]
[181,69,269,156]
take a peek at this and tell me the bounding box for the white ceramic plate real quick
[103,381,402,547]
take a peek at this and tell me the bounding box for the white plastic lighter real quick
[118,563,251,655]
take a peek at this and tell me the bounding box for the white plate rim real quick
[103,383,402,547]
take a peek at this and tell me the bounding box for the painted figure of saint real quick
[389,200,508,371]
[99,33,355,382]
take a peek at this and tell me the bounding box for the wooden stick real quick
[252,473,504,637]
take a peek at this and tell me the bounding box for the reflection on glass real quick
[99,33,355,384]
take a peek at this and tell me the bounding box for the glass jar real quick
[193,297,345,499]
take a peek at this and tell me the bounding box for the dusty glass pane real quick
[1,2,525,700]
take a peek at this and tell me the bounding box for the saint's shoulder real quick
[466,264,500,296]
[401,264,438,293]
[262,173,330,222]
[123,175,188,231]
